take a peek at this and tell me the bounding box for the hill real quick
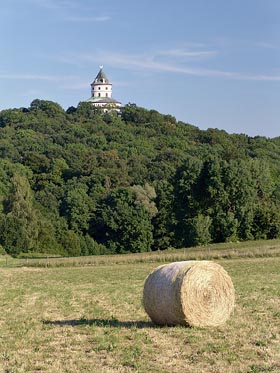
[0,100,280,256]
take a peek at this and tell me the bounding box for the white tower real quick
[91,65,112,98]
[87,66,121,112]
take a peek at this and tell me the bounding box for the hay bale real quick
[143,261,235,327]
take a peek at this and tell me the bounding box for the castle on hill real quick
[87,66,121,112]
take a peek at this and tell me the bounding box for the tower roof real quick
[87,96,121,105]
[93,66,110,84]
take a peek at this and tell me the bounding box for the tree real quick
[61,179,92,233]
[131,183,158,218]
[60,230,81,257]
[152,180,176,250]
[1,174,39,255]
[189,214,212,246]
[172,155,204,246]
[29,99,65,118]
[75,102,98,119]
[91,188,153,253]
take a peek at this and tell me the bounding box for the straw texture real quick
[143,261,235,327]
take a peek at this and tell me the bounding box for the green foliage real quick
[0,174,40,255]
[61,179,92,233]
[60,230,81,257]
[0,243,6,254]
[172,155,280,246]
[152,180,175,250]
[29,99,65,118]
[131,183,158,218]
[0,100,280,256]
[91,188,153,253]
[190,214,212,246]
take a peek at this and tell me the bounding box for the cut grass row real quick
[2,239,280,268]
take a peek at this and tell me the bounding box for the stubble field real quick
[0,255,279,372]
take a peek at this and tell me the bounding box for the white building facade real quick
[87,66,121,112]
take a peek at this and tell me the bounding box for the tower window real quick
[106,93,108,97]
[98,93,101,97]
[98,87,101,90]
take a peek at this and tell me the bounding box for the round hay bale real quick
[143,261,235,327]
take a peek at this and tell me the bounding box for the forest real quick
[0,99,280,257]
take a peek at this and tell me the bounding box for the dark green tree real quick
[1,174,39,255]
[61,179,92,233]
[91,188,153,253]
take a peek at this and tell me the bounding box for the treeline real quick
[0,99,280,257]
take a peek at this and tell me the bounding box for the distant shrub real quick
[0,244,6,255]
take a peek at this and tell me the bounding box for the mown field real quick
[0,247,279,372]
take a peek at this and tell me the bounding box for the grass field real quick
[0,254,279,371]
[3,239,280,268]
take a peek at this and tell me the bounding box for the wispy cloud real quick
[28,0,110,24]
[28,0,78,10]
[87,51,234,77]
[19,89,46,97]
[57,46,218,68]
[0,73,77,82]
[63,49,280,82]
[61,81,89,90]
[156,49,217,59]
[253,41,279,50]
[212,37,279,51]
[0,72,110,91]
[4,43,279,87]
[65,15,111,22]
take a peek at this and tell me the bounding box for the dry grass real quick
[5,238,280,268]
[0,257,279,372]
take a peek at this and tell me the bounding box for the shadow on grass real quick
[43,318,156,329]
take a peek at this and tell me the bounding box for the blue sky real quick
[1,0,279,137]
